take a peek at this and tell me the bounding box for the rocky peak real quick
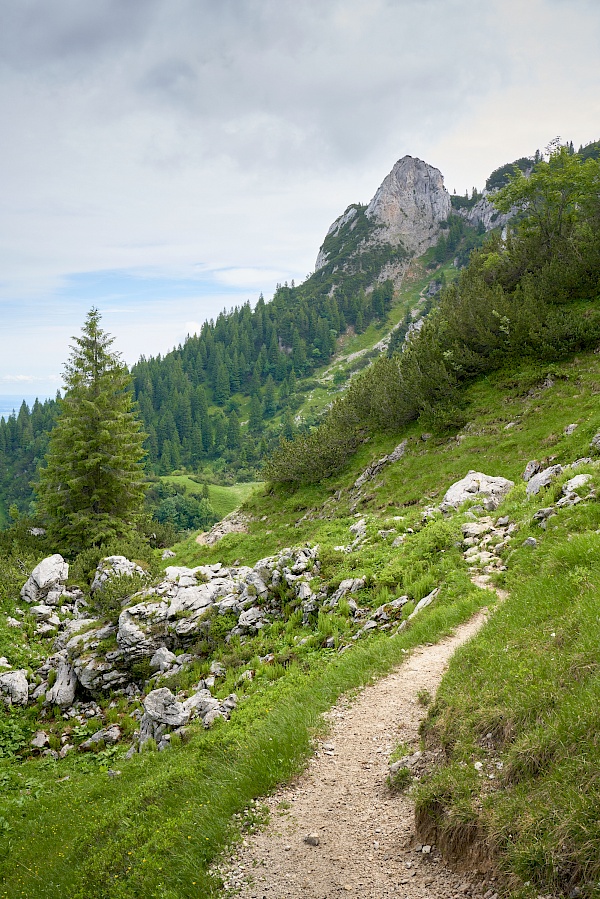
[365,155,451,253]
[315,155,451,273]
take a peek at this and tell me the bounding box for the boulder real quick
[45,661,77,708]
[91,556,145,592]
[143,688,190,727]
[0,670,29,706]
[408,588,440,620]
[238,606,264,630]
[591,432,600,451]
[30,731,50,749]
[150,646,177,673]
[21,554,68,603]
[526,465,563,497]
[563,473,592,495]
[442,472,514,511]
[79,724,122,751]
[349,518,367,540]
[522,460,541,482]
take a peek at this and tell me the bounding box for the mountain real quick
[1,141,600,899]
[316,155,452,275]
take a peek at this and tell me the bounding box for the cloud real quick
[0,0,599,393]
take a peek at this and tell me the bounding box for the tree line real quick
[266,145,600,484]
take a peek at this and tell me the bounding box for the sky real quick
[1,0,599,400]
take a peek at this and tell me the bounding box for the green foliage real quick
[416,522,600,897]
[485,155,532,192]
[92,572,148,623]
[267,147,600,484]
[36,309,147,554]
[145,480,217,533]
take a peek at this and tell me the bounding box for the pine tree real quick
[36,309,147,553]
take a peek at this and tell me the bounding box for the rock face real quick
[315,156,451,272]
[365,156,451,255]
[456,193,514,233]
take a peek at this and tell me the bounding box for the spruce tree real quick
[36,308,147,553]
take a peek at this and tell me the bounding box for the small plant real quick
[417,689,432,707]
[388,767,412,792]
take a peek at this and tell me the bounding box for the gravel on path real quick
[219,610,500,899]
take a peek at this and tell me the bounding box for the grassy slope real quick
[1,347,600,898]
[160,477,262,520]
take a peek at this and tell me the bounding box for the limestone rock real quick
[143,688,190,728]
[526,465,563,496]
[523,460,541,482]
[238,606,264,630]
[46,661,77,708]
[457,192,514,233]
[563,473,592,495]
[408,589,440,620]
[195,510,250,547]
[21,554,69,603]
[150,646,177,673]
[91,556,145,592]
[31,731,50,749]
[365,156,452,256]
[0,670,29,706]
[79,724,122,751]
[352,440,407,492]
[442,471,514,511]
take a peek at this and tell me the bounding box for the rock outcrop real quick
[315,156,451,273]
[441,471,514,512]
[365,156,451,255]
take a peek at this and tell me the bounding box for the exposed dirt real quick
[219,609,502,899]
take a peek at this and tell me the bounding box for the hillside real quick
[0,140,599,899]
[1,342,600,897]
[0,150,497,525]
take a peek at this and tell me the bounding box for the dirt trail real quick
[220,609,498,899]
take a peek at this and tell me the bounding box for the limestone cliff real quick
[365,156,451,254]
[315,155,451,274]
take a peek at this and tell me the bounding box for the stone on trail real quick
[441,471,514,511]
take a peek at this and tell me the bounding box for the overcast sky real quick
[1,0,599,400]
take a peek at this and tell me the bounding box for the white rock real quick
[442,472,514,510]
[143,688,190,727]
[21,554,69,603]
[31,730,50,749]
[526,465,563,496]
[563,473,591,495]
[408,589,440,620]
[45,661,77,708]
[91,556,144,592]
[0,670,29,705]
[238,606,264,629]
[150,646,177,673]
